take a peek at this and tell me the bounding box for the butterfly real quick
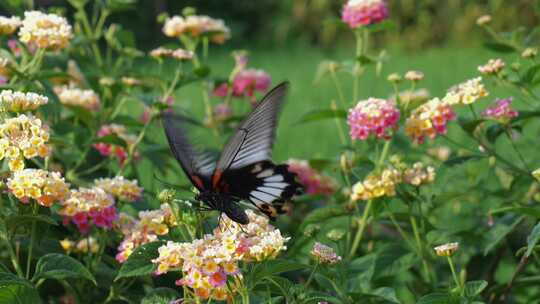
[162,81,302,224]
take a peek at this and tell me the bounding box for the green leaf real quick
[0,272,41,304]
[115,241,164,281]
[5,214,57,235]
[486,124,505,143]
[141,287,179,304]
[484,215,524,255]
[106,0,136,11]
[295,109,347,125]
[300,206,347,229]
[490,206,540,219]
[33,253,96,285]
[416,293,457,304]
[464,280,487,298]
[458,118,485,134]
[194,65,211,78]
[367,20,396,32]
[521,64,540,84]
[483,42,516,53]
[443,155,484,167]
[67,106,95,128]
[351,287,400,303]
[526,222,540,257]
[250,259,307,287]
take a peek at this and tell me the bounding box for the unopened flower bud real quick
[326,229,345,241]
[158,189,176,204]
[476,15,491,26]
[387,73,401,83]
[533,168,540,182]
[340,151,356,173]
[522,48,538,59]
[434,242,459,257]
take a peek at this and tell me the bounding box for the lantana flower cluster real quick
[149,47,194,61]
[93,124,137,164]
[341,0,389,29]
[94,176,143,202]
[310,242,342,265]
[163,15,230,44]
[18,11,73,50]
[152,210,289,301]
[0,16,22,35]
[403,162,436,186]
[405,98,456,144]
[347,97,400,140]
[54,86,101,111]
[351,167,401,201]
[0,90,48,112]
[443,77,489,105]
[59,187,117,233]
[0,114,50,171]
[482,98,518,124]
[115,203,177,263]
[287,159,336,196]
[7,169,69,207]
[214,69,272,99]
[60,237,99,254]
[478,58,505,75]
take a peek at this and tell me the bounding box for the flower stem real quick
[349,199,372,258]
[505,129,529,171]
[447,256,463,294]
[2,236,24,277]
[330,100,347,145]
[377,140,391,169]
[25,203,38,279]
[410,215,432,283]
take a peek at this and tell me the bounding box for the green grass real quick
[176,45,503,159]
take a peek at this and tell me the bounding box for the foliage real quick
[0,1,539,304]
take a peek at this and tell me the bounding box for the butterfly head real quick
[196,191,249,225]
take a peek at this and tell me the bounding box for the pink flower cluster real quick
[59,187,117,234]
[342,0,389,29]
[213,69,271,98]
[93,124,137,164]
[287,159,336,196]
[347,98,400,140]
[483,98,518,123]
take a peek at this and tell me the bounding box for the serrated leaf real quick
[300,206,347,229]
[526,222,540,257]
[484,215,524,255]
[416,293,456,304]
[464,280,487,298]
[141,287,179,304]
[296,109,347,125]
[115,241,164,281]
[0,272,41,304]
[33,253,96,285]
[443,155,484,167]
[483,42,516,53]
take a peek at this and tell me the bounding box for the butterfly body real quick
[163,82,302,224]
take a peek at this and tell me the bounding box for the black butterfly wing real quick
[162,113,216,191]
[211,82,302,220]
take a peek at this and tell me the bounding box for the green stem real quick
[377,140,391,169]
[447,256,463,294]
[331,100,347,145]
[304,263,319,288]
[25,203,38,279]
[349,199,372,258]
[505,129,529,171]
[3,237,24,277]
[410,215,431,283]
[384,202,415,250]
[468,104,478,120]
[329,68,347,110]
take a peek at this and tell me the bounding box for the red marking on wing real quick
[191,175,205,190]
[212,170,223,189]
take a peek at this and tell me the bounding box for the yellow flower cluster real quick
[478,58,505,75]
[351,167,401,201]
[18,11,73,50]
[115,204,177,263]
[60,237,99,254]
[162,15,230,43]
[0,16,22,35]
[0,114,50,171]
[434,242,459,257]
[405,98,456,144]
[59,187,114,217]
[149,47,194,60]
[94,176,143,202]
[152,210,288,301]
[7,168,69,207]
[443,77,489,105]
[0,90,48,112]
[403,162,436,186]
[53,86,101,111]
[121,77,141,86]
